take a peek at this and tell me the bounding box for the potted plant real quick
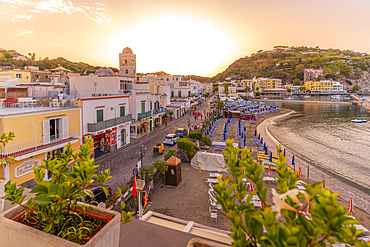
[168,111,174,120]
[0,138,133,247]
[162,113,168,124]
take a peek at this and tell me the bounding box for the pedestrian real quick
[194,116,196,121]
[200,114,202,120]
[58,91,64,107]
[133,164,139,176]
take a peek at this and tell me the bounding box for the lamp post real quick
[111,107,117,126]
[136,143,146,169]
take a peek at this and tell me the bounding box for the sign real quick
[14,159,41,178]
[111,128,117,145]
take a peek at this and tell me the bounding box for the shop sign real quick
[14,159,41,178]
[111,128,117,145]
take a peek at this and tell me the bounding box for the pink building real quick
[304,69,323,82]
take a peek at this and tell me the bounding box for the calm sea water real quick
[267,96,370,189]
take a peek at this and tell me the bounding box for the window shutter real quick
[43,120,50,145]
[62,117,69,139]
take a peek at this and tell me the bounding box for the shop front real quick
[130,117,151,138]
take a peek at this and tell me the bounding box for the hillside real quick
[213,46,370,87]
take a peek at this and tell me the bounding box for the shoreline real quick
[255,99,351,105]
[257,110,370,229]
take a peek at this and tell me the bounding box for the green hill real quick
[212,46,370,85]
[0,49,118,74]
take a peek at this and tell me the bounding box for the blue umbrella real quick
[284,149,286,156]
[261,137,263,144]
[241,132,244,138]
[292,155,295,165]
[265,145,268,155]
[269,152,272,162]
[254,130,257,136]
[258,133,260,140]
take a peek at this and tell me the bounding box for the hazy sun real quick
[114,16,233,76]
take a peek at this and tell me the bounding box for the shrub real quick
[164,149,177,161]
[200,135,211,144]
[255,92,261,96]
[177,138,196,160]
[189,130,202,140]
[139,165,155,182]
[346,79,353,85]
[153,159,168,175]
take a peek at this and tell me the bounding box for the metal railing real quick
[87,114,132,132]
[0,129,79,158]
[138,111,151,119]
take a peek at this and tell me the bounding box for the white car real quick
[163,134,179,146]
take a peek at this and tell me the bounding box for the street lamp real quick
[136,143,146,168]
[111,107,117,126]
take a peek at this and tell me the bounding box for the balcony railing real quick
[87,114,132,132]
[138,111,151,119]
[153,107,164,114]
[0,129,80,159]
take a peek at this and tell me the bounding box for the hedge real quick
[189,130,202,140]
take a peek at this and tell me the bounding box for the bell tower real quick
[119,47,136,78]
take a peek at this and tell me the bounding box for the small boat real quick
[351,119,368,123]
[283,97,294,100]
[330,95,341,99]
[303,95,311,98]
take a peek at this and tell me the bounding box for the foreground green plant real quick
[0,131,15,180]
[214,139,369,247]
[3,138,133,244]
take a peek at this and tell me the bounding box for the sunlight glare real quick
[114,16,233,76]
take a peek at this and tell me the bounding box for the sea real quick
[266,96,370,190]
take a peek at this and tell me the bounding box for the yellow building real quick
[0,70,31,83]
[304,80,333,92]
[0,104,81,184]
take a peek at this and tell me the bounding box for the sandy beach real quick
[148,107,370,236]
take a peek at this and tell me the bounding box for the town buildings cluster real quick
[0,47,210,185]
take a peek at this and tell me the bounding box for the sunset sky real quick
[1,0,370,77]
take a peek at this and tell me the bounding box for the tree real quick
[3,52,13,59]
[353,85,361,91]
[287,88,292,93]
[214,140,367,247]
[299,86,306,91]
[292,79,301,86]
[295,64,305,73]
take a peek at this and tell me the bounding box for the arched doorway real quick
[121,128,126,146]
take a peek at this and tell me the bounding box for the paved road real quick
[95,101,212,189]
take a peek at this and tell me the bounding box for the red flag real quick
[322,179,325,189]
[299,167,302,178]
[250,181,254,192]
[132,176,137,197]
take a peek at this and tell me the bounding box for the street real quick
[95,101,211,189]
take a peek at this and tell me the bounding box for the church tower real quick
[119,47,136,78]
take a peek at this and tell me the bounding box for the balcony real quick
[153,107,164,114]
[138,111,151,120]
[0,129,79,159]
[87,114,132,132]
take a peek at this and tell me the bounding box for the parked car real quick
[163,134,179,145]
[175,128,188,137]
[77,185,112,205]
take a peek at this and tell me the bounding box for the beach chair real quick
[209,206,218,223]
[208,173,220,178]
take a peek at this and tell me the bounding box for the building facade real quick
[304,69,323,82]
[0,105,81,184]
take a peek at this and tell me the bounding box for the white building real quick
[79,96,132,156]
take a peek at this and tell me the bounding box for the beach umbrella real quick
[258,133,260,140]
[292,155,295,165]
[284,149,286,156]
[269,152,272,162]
[268,164,272,175]
[298,167,302,178]
[264,146,268,155]
[348,196,354,213]
[261,137,263,144]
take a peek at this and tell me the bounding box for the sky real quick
[1,0,370,77]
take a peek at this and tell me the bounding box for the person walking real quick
[133,164,139,176]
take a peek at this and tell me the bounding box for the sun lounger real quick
[206,178,219,184]
[208,173,221,178]
[262,177,277,183]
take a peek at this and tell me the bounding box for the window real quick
[42,117,68,145]
[120,80,132,90]
[141,102,145,113]
[97,109,103,122]
[120,106,125,117]
[49,119,60,141]
[171,91,174,97]
[166,78,169,81]
[125,69,128,74]
[176,78,178,81]
[150,102,152,110]
[178,91,181,97]
[26,76,29,79]
[124,59,127,64]
[16,74,21,78]
[188,91,191,96]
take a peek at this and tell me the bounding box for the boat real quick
[283,97,294,100]
[303,95,311,98]
[330,95,341,99]
[351,119,368,123]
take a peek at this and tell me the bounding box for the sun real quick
[112,16,233,76]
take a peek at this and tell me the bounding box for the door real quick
[121,128,126,145]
